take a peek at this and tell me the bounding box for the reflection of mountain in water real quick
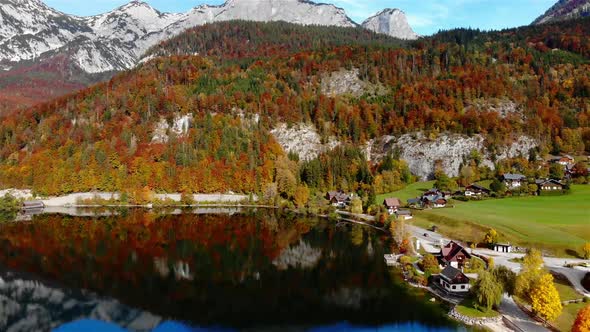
[0,270,161,332]
[0,210,455,330]
[272,240,322,270]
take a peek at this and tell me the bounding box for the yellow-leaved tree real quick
[572,304,590,332]
[530,273,562,323]
[293,184,310,209]
[515,248,545,302]
[582,242,590,259]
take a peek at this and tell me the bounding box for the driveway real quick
[407,224,590,296]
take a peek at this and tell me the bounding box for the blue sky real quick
[43,0,557,36]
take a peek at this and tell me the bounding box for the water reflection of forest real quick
[0,210,454,329]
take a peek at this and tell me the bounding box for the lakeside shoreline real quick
[0,189,263,208]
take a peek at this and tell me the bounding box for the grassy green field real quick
[455,298,499,318]
[555,301,586,332]
[554,278,583,302]
[407,183,590,255]
[376,181,436,204]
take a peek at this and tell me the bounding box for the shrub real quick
[180,192,195,205]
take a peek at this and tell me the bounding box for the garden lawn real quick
[455,298,499,318]
[555,301,587,332]
[376,181,436,205]
[554,278,583,302]
[414,185,590,255]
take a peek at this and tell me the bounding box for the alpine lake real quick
[0,208,467,331]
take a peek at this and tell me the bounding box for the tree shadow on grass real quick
[565,249,582,259]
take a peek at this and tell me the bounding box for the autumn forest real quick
[0,19,588,197]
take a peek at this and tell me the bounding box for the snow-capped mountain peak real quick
[361,8,419,40]
[533,0,590,24]
[0,0,418,75]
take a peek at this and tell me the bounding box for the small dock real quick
[22,200,45,211]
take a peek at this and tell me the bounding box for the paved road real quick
[407,223,590,296]
[499,295,549,332]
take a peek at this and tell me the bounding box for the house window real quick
[452,285,456,290]
[461,285,466,289]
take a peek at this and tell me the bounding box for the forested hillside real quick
[143,21,405,60]
[0,20,588,197]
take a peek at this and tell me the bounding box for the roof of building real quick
[383,197,402,208]
[440,266,470,283]
[441,241,471,263]
[424,194,447,203]
[466,184,490,191]
[502,173,526,180]
[407,198,421,204]
[327,191,351,202]
[535,179,563,185]
[396,210,412,216]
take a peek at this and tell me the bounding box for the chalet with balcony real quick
[501,173,526,189]
[440,241,471,269]
[326,191,352,208]
[383,197,402,214]
[464,184,490,197]
[535,179,564,193]
[439,266,471,294]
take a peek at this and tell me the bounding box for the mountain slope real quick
[533,0,590,24]
[0,0,418,112]
[0,20,587,194]
[361,9,419,40]
[0,0,359,74]
[0,0,88,64]
[142,21,403,61]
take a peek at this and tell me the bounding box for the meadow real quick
[376,181,436,204]
[381,183,590,255]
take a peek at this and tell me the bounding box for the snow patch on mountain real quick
[0,272,161,332]
[0,0,418,75]
[361,8,419,40]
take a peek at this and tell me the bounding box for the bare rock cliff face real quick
[533,0,590,24]
[361,8,419,40]
[270,123,340,161]
[368,133,538,180]
[273,122,539,180]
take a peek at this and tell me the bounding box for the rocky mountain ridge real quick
[271,123,539,180]
[0,0,417,75]
[0,270,161,331]
[533,0,590,24]
[361,8,419,40]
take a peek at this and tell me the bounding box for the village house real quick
[464,184,490,197]
[423,188,444,197]
[407,188,447,209]
[422,194,447,208]
[439,265,471,294]
[493,243,512,253]
[383,197,402,214]
[395,209,413,220]
[407,198,421,208]
[551,155,575,166]
[439,241,471,269]
[535,179,564,193]
[501,173,526,189]
[325,191,352,208]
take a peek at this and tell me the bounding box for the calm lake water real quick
[0,208,460,331]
